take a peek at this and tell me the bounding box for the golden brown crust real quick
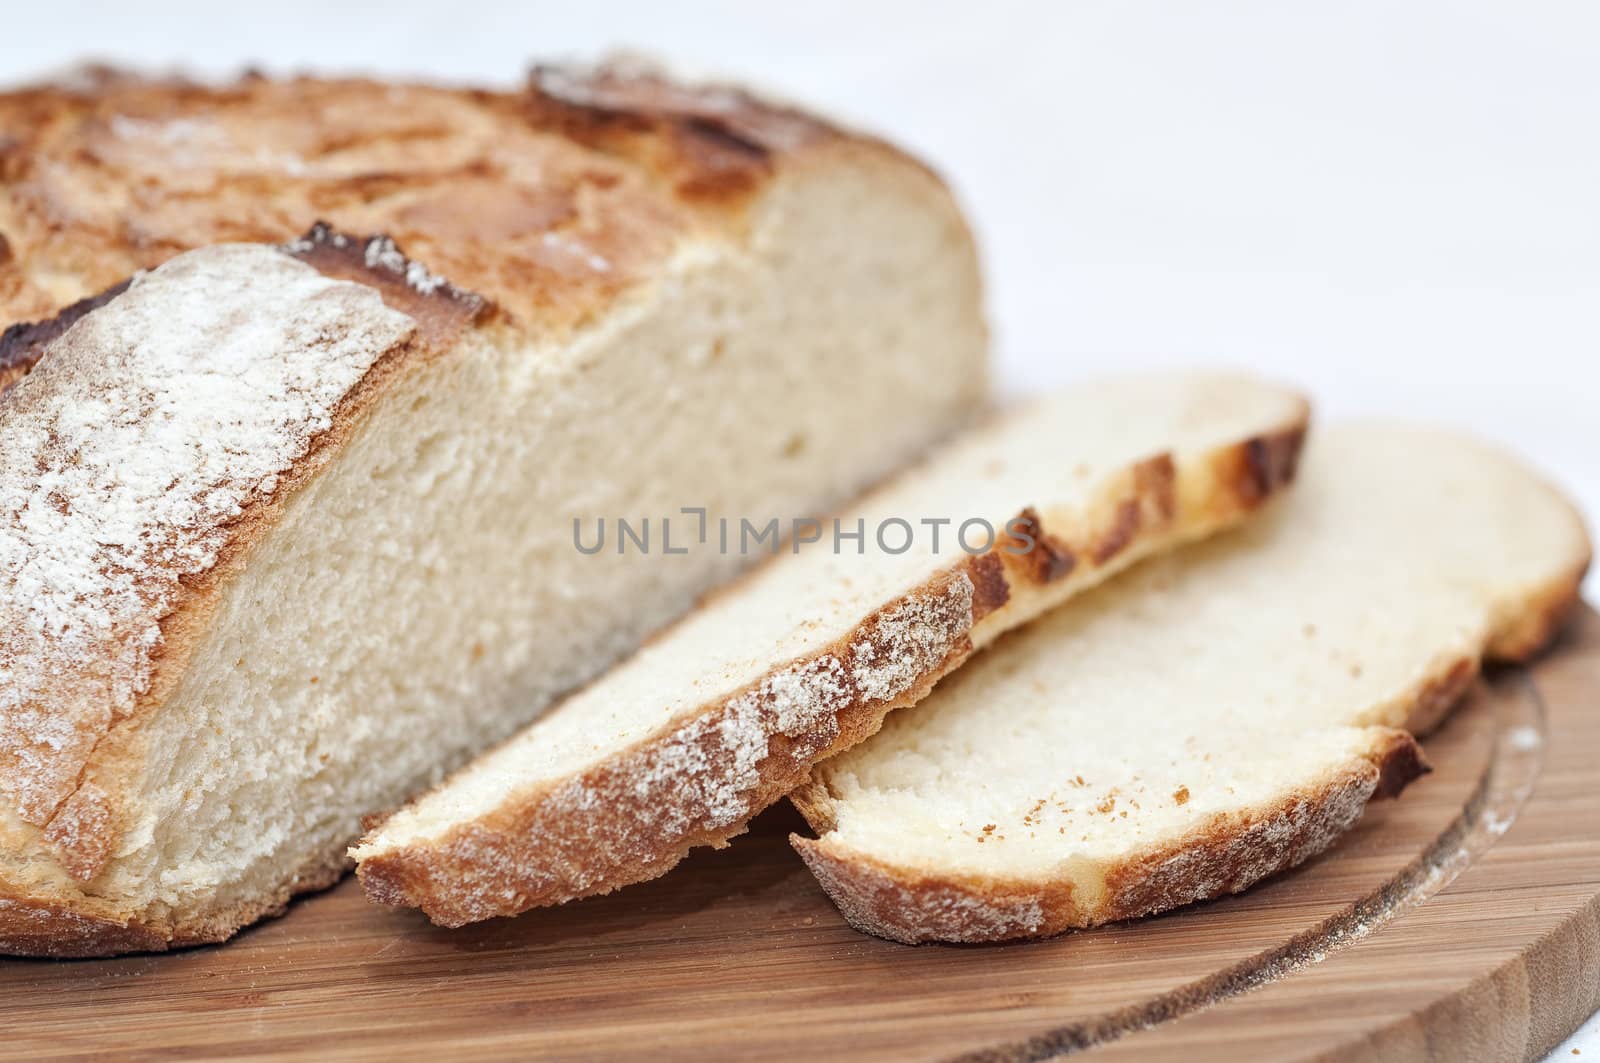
[1101,731,1426,923]
[0,62,862,341]
[1240,425,1306,507]
[355,413,1312,926]
[791,730,1427,945]
[1487,561,1591,664]
[1001,506,1079,585]
[1089,454,1178,566]
[0,892,169,958]
[1400,561,1588,738]
[1401,657,1482,737]
[964,552,1012,622]
[523,63,837,203]
[1369,728,1432,800]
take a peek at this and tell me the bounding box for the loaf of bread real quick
[791,423,1590,943]
[0,65,989,956]
[352,372,1309,926]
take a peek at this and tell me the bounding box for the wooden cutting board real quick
[5,608,1600,1062]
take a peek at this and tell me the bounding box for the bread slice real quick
[791,422,1591,944]
[0,66,990,956]
[352,371,1310,926]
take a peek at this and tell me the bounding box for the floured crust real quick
[354,417,1310,927]
[0,238,446,858]
[0,227,508,950]
[0,891,170,959]
[8,231,489,890]
[791,730,1426,945]
[0,846,349,959]
[787,577,1581,946]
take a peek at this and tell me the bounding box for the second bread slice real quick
[792,422,1590,943]
[353,372,1308,925]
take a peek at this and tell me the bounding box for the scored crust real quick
[786,566,1584,946]
[0,61,889,333]
[0,63,943,956]
[522,62,840,200]
[354,413,1310,927]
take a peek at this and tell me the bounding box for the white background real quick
[4,3,1597,1055]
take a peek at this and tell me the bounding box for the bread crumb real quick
[1173,786,1190,805]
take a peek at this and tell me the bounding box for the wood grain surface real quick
[3,609,1597,1062]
